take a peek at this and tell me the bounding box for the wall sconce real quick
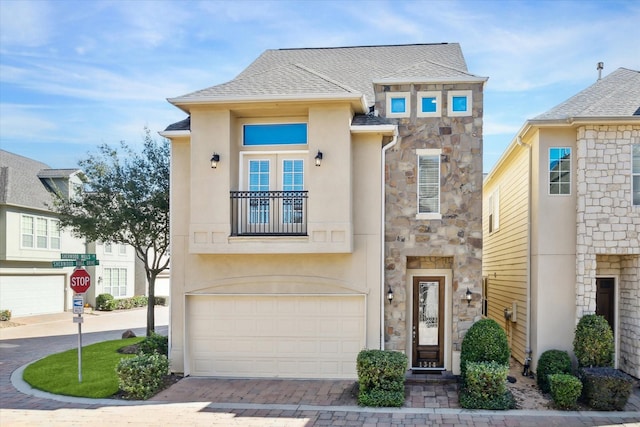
[387,287,394,303]
[210,153,220,169]
[465,288,472,306]
[315,150,323,167]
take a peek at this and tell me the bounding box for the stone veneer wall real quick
[576,125,640,378]
[376,82,483,354]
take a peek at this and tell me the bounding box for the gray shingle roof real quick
[170,43,482,108]
[0,150,78,210]
[533,68,640,121]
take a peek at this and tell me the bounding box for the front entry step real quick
[405,370,458,384]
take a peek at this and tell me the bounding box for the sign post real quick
[70,268,91,383]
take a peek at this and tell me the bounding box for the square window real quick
[386,92,410,118]
[447,90,472,117]
[417,91,441,117]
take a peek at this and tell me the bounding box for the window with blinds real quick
[418,152,441,215]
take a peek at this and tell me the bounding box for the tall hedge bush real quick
[460,318,510,381]
[573,314,614,368]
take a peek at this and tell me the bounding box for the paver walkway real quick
[1,308,639,426]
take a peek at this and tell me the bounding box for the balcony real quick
[230,191,308,236]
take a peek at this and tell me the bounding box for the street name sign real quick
[61,253,97,261]
[52,260,100,268]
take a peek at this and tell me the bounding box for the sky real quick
[1,0,639,173]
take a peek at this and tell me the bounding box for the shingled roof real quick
[533,68,640,121]
[168,43,484,110]
[0,150,79,210]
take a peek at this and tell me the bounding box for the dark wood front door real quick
[596,277,615,334]
[412,276,444,369]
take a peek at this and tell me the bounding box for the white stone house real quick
[482,67,640,378]
[161,43,486,378]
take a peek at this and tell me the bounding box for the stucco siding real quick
[483,143,529,363]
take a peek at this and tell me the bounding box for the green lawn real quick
[23,337,144,398]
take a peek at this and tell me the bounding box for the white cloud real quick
[0,1,54,47]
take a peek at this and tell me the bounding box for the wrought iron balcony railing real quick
[230,191,308,236]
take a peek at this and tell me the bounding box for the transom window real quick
[243,123,307,146]
[447,90,472,117]
[549,147,571,195]
[21,215,60,249]
[386,92,410,118]
[417,91,441,117]
[417,149,441,219]
[633,144,639,206]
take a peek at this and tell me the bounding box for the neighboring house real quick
[161,43,486,379]
[482,68,640,378]
[0,150,141,315]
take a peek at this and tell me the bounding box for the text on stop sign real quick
[71,276,90,286]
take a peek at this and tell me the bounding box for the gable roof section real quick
[169,43,485,111]
[0,150,78,211]
[533,68,640,121]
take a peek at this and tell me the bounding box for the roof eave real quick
[372,76,489,85]
[158,130,190,138]
[529,116,640,127]
[350,124,397,136]
[168,93,369,113]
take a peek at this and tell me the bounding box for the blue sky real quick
[1,0,639,172]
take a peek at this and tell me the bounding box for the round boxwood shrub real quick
[460,318,510,381]
[573,314,614,367]
[96,293,115,311]
[549,373,582,410]
[536,349,572,393]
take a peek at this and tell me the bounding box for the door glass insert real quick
[249,160,270,224]
[282,159,304,224]
[418,281,439,346]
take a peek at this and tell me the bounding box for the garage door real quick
[187,295,365,379]
[0,275,65,317]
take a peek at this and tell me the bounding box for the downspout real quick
[517,134,533,366]
[381,127,399,349]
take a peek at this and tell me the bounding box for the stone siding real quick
[576,125,640,378]
[377,82,483,354]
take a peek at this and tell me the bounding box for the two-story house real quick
[161,43,486,378]
[0,150,140,315]
[482,67,640,378]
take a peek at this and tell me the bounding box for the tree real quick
[54,128,169,336]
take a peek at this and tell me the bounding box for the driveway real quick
[1,307,639,426]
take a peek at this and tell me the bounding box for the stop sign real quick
[70,268,91,294]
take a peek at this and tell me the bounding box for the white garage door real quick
[187,295,365,379]
[0,275,65,317]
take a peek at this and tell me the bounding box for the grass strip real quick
[23,337,144,398]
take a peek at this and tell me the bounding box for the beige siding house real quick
[483,68,640,378]
[162,44,486,379]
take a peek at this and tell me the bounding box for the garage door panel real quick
[0,275,64,317]
[187,295,365,378]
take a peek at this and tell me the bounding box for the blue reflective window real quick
[390,97,406,113]
[244,123,307,146]
[452,96,468,112]
[421,97,437,113]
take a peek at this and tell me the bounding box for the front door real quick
[412,276,444,369]
[596,277,615,334]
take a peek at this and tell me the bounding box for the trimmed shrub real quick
[459,361,516,410]
[131,295,148,307]
[154,296,169,306]
[116,352,169,400]
[356,349,407,407]
[138,332,168,356]
[0,309,11,321]
[460,318,510,381]
[536,350,572,393]
[573,314,614,368]
[96,293,115,311]
[549,374,582,409]
[580,367,634,411]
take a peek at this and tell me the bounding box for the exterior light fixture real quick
[210,153,220,169]
[465,288,472,306]
[315,151,323,167]
[387,287,394,303]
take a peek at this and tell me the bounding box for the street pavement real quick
[1,307,639,426]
